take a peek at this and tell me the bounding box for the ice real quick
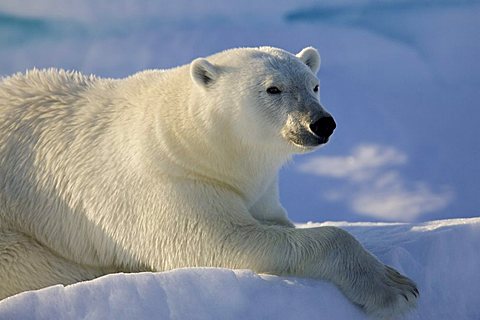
[1,218,479,319]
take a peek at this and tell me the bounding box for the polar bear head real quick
[189,46,336,154]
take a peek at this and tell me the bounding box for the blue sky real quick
[1,0,479,222]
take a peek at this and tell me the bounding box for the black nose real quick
[310,116,336,139]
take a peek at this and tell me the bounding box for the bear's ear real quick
[190,58,219,88]
[296,47,321,74]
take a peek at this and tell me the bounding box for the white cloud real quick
[352,174,454,220]
[297,144,454,221]
[298,144,407,182]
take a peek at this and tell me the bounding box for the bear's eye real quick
[313,84,319,93]
[266,87,282,94]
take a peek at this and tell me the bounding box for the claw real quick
[413,288,419,297]
[387,266,401,276]
[402,294,409,302]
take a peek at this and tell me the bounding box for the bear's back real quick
[1,68,96,98]
[0,69,119,140]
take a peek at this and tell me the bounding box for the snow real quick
[1,218,479,319]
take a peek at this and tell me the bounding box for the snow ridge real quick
[1,218,479,320]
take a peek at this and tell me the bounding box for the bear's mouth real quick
[285,130,329,149]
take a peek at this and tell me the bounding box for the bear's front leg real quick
[298,226,419,319]
[209,222,418,319]
[188,220,418,318]
[150,184,418,319]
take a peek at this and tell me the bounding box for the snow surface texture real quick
[1,218,478,320]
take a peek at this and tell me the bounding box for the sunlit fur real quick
[0,47,417,318]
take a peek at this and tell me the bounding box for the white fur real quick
[0,47,417,318]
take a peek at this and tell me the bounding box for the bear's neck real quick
[164,113,288,204]
[130,69,291,204]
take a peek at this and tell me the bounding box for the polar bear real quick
[0,46,417,318]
